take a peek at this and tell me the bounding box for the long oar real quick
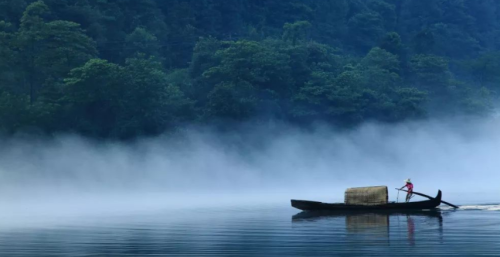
[396,189,459,209]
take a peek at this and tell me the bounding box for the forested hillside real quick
[1,0,498,139]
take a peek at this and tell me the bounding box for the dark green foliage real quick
[60,59,127,137]
[60,57,194,139]
[0,0,499,139]
[0,21,18,88]
[347,12,385,52]
[124,27,162,60]
[409,54,450,93]
[380,32,402,56]
[282,21,311,46]
[14,1,97,103]
[206,82,256,121]
[460,52,500,88]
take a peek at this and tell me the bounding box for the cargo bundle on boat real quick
[344,186,388,206]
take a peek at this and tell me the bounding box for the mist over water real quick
[0,116,499,222]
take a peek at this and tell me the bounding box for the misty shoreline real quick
[0,115,498,208]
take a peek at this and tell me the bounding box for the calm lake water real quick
[0,204,498,256]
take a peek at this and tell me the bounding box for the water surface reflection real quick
[0,207,497,256]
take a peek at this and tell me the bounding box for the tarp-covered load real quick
[344,186,388,205]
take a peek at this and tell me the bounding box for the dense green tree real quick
[430,23,481,58]
[379,32,402,56]
[61,57,194,139]
[206,81,256,121]
[1,0,500,139]
[292,46,426,125]
[200,40,292,119]
[120,56,194,137]
[367,0,396,31]
[203,40,292,96]
[347,12,385,52]
[399,0,442,37]
[361,47,400,74]
[408,54,450,94]
[282,21,311,46]
[0,0,27,24]
[412,29,435,55]
[60,59,126,137]
[124,27,162,60]
[0,21,18,90]
[307,0,348,45]
[464,0,498,49]
[461,52,500,88]
[14,0,97,103]
[0,91,30,133]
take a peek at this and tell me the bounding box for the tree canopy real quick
[0,0,497,139]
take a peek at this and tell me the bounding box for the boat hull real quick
[291,190,442,211]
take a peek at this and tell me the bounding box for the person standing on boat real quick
[400,179,414,202]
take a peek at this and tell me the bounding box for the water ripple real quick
[0,206,498,256]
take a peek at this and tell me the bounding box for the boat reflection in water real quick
[292,210,443,246]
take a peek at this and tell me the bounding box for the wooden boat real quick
[291,190,442,211]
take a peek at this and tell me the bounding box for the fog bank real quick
[0,116,499,217]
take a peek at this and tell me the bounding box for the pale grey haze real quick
[0,116,498,222]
